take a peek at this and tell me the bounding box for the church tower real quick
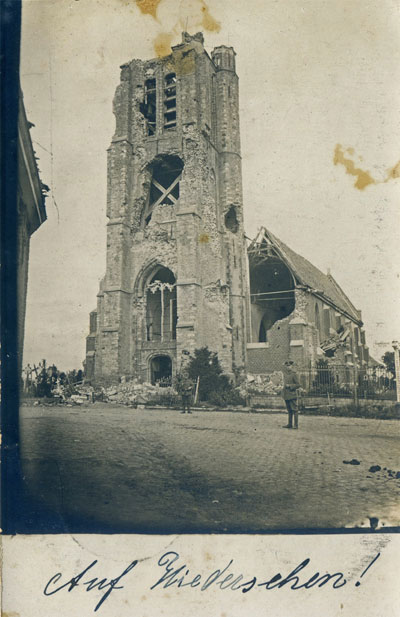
[86,32,249,385]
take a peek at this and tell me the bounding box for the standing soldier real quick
[282,360,301,429]
[175,370,194,414]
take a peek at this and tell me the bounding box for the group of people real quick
[175,357,302,429]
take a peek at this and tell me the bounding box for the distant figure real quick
[175,371,194,414]
[282,360,301,429]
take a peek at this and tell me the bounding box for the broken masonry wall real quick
[247,289,317,373]
[93,288,104,382]
[96,61,137,381]
[288,289,313,369]
[247,314,291,373]
[85,310,97,381]
[112,62,133,140]
[303,291,367,368]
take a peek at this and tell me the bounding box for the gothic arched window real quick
[145,267,177,342]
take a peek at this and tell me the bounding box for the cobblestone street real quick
[19,404,400,533]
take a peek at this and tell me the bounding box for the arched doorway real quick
[150,355,172,386]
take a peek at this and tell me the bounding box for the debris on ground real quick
[241,372,283,397]
[102,380,179,407]
[69,394,87,405]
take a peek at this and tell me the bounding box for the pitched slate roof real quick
[249,227,362,324]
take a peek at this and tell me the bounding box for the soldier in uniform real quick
[282,360,301,429]
[175,370,194,414]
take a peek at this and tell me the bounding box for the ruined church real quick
[86,32,370,385]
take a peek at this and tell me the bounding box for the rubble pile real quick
[103,381,178,407]
[319,327,349,358]
[53,383,95,405]
[239,372,283,397]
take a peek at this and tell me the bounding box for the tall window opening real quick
[164,73,176,129]
[141,155,183,226]
[259,319,267,343]
[146,267,177,342]
[249,250,295,343]
[322,308,331,338]
[141,78,156,136]
[315,304,321,342]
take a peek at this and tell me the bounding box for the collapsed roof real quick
[248,227,362,324]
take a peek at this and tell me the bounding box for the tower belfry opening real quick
[163,73,177,129]
[142,156,183,226]
[141,78,157,136]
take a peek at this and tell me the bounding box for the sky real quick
[20,0,400,370]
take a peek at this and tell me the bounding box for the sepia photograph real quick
[6,0,400,536]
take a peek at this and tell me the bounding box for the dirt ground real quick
[18,403,400,533]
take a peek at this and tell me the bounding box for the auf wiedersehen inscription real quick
[43,550,380,612]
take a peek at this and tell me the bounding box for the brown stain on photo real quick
[199,233,210,244]
[200,1,221,32]
[386,159,400,180]
[334,144,400,190]
[154,32,173,57]
[141,0,220,57]
[135,0,162,19]
[333,144,376,190]
[174,49,196,75]
[164,51,195,76]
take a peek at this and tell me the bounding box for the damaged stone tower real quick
[86,32,249,384]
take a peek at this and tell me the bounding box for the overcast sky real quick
[20,0,400,370]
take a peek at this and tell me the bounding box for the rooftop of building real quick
[18,89,47,233]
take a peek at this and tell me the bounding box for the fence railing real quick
[298,365,396,400]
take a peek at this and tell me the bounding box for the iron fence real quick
[298,364,396,400]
